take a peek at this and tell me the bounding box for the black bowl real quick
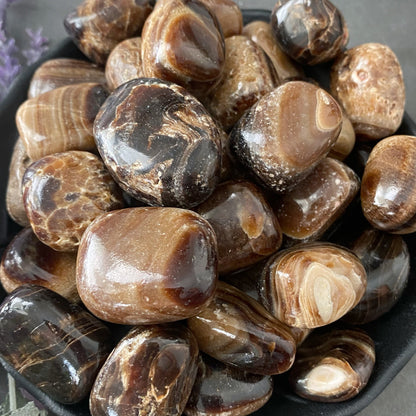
[1,9,416,416]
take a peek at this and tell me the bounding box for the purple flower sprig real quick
[0,0,49,101]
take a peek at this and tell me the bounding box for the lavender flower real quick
[22,27,49,65]
[0,0,49,101]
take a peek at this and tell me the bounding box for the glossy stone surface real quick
[187,281,296,375]
[0,285,112,404]
[16,83,108,161]
[271,157,360,244]
[90,324,198,416]
[259,242,367,328]
[141,0,225,98]
[271,0,349,65]
[198,0,242,38]
[206,35,278,132]
[361,135,416,233]
[229,81,342,193]
[105,37,144,91]
[243,20,304,83]
[6,138,31,227]
[330,43,405,140]
[22,150,124,252]
[0,228,79,303]
[28,58,106,98]
[93,78,222,208]
[196,180,282,274]
[184,354,273,416]
[64,0,153,65]
[77,207,218,325]
[289,329,375,402]
[328,112,356,160]
[344,228,410,324]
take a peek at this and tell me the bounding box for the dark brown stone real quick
[90,324,198,416]
[0,285,112,404]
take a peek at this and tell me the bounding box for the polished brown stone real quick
[0,228,79,303]
[361,135,416,233]
[105,37,144,91]
[22,150,124,252]
[196,180,282,274]
[328,112,356,160]
[17,83,108,161]
[64,0,153,65]
[0,285,112,404]
[141,0,225,98]
[187,281,296,375]
[289,329,375,402]
[93,78,223,208]
[259,242,367,328]
[28,58,106,98]
[344,228,410,324]
[184,354,273,416]
[271,0,349,65]
[229,81,342,193]
[330,43,405,140]
[76,207,218,325]
[90,324,198,416]
[271,157,360,244]
[206,35,278,132]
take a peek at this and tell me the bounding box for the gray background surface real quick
[3,0,416,415]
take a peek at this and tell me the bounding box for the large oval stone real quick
[76,207,218,325]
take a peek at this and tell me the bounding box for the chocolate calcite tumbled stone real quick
[344,228,410,324]
[90,325,199,416]
[28,58,106,98]
[271,0,349,65]
[16,83,108,161]
[330,43,405,140]
[187,281,296,375]
[206,35,278,132]
[64,0,153,65]
[259,242,367,328]
[0,285,113,404]
[105,37,144,91]
[0,228,79,303]
[196,180,282,274]
[289,329,375,402]
[141,0,225,98]
[271,157,360,245]
[6,138,31,227]
[229,81,342,193]
[361,135,416,233]
[77,207,218,325]
[22,150,124,252]
[94,78,223,208]
[184,354,273,416]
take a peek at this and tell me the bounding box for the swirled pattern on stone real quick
[90,325,199,416]
[93,78,223,208]
[0,285,112,404]
[289,329,375,402]
[271,0,349,65]
[259,242,366,328]
[187,281,296,375]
